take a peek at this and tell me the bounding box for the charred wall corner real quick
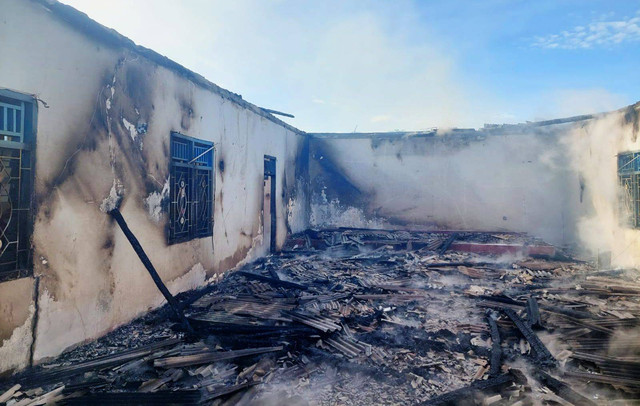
[310,140,366,208]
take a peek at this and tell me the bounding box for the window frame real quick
[0,89,37,282]
[618,151,640,228]
[168,132,214,244]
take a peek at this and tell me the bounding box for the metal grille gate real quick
[169,133,213,243]
[618,152,640,228]
[0,93,34,282]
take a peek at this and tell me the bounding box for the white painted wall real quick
[0,0,309,372]
[562,105,640,268]
[310,128,589,246]
[310,106,640,266]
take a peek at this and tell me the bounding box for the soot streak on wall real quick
[0,0,309,372]
[309,127,588,245]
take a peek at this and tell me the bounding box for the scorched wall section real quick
[309,127,588,246]
[310,105,640,268]
[0,0,309,372]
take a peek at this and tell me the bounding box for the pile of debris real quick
[2,228,640,405]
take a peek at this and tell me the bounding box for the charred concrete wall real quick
[0,0,309,372]
[310,106,640,266]
[309,126,590,246]
[562,103,640,268]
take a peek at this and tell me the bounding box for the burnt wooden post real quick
[109,208,194,333]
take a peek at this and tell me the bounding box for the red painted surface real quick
[449,242,555,257]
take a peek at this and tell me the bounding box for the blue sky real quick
[62,0,640,132]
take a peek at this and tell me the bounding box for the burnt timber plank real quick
[20,338,181,386]
[502,308,556,366]
[63,390,202,405]
[526,297,541,328]
[438,233,458,256]
[237,271,308,290]
[420,371,525,406]
[534,370,598,406]
[486,312,502,377]
[154,346,284,368]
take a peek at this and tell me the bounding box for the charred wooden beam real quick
[283,311,342,333]
[237,271,308,290]
[486,312,502,377]
[109,208,194,333]
[564,370,640,389]
[154,346,283,368]
[438,233,458,256]
[63,390,202,405]
[420,370,526,406]
[534,370,597,406]
[201,381,257,402]
[525,297,541,328]
[502,308,555,366]
[425,262,488,268]
[19,338,181,386]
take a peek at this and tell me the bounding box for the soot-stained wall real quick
[310,105,640,264]
[0,0,309,372]
[309,126,590,246]
[562,103,640,268]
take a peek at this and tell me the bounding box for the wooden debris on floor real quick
[2,228,640,405]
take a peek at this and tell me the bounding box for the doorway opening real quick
[263,155,277,253]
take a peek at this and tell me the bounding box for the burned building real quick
[1,0,640,405]
[0,0,310,372]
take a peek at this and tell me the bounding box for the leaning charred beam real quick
[420,370,526,406]
[534,370,597,406]
[438,233,458,256]
[502,308,555,366]
[237,271,308,290]
[108,208,194,333]
[486,312,502,377]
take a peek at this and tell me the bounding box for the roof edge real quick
[309,103,640,139]
[33,0,305,136]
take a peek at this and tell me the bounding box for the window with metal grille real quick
[618,151,640,228]
[0,91,36,282]
[169,132,214,244]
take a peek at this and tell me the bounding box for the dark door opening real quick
[263,156,277,253]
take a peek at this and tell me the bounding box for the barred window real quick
[169,132,214,244]
[0,90,36,282]
[618,151,640,228]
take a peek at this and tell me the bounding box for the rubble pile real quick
[2,228,640,405]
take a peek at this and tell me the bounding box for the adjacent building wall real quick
[0,0,309,372]
[310,126,588,246]
[310,105,640,267]
[563,104,640,268]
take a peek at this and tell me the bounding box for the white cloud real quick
[532,12,640,49]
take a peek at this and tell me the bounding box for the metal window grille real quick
[0,100,25,142]
[618,151,640,228]
[0,93,34,282]
[169,132,213,244]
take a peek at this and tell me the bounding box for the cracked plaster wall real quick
[0,0,309,372]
